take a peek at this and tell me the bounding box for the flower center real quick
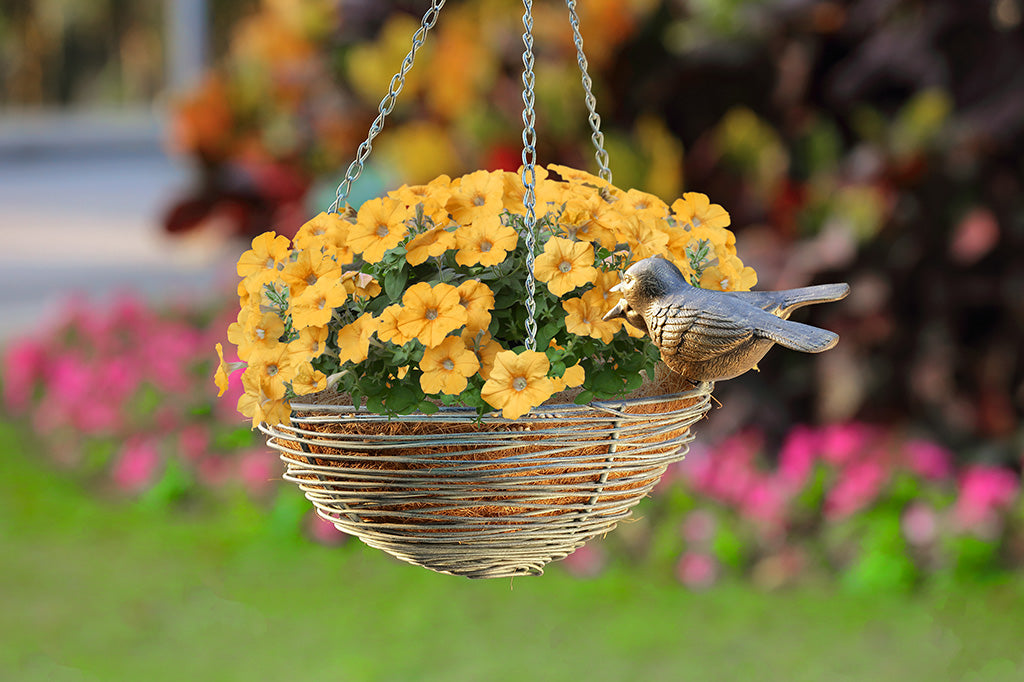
[442,359,455,371]
[376,224,389,238]
[267,364,279,377]
[255,328,266,340]
[306,274,318,286]
[512,377,528,392]
[317,296,327,310]
[472,194,486,207]
[426,308,438,321]
[480,240,492,253]
[265,257,276,269]
[558,260,573,273]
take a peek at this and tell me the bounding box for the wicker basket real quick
[260,383,712,578]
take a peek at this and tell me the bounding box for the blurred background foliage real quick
[3,0,1024,593]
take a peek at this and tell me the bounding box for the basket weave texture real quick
[261,384,712,578]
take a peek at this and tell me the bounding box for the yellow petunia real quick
[244,343,297,400]
[558,197,618,250]
[406,225,456,266]
[699,255,757,292]
[501,166,553,213]
[480,350,556,420]
[388,174,453,222]
[446,169,504,226]
[292,212,352,261]
[336,313,376,365]
[236,231,291,285]
[616,216,671,261]
[291,362,327,396]
[461,329,503,381]
[341,270,382,300]
[672,192,731,230]
[289,278,348,330]
[547,163,610,187]
[562,296,620,344]
[376,304,415,346]
[214,343,232,397]
[534,237,598,296]
[454,215,518,267]
[347,197,410,263]
[456,280,494,332]
[231,310,285,362]
[396,282,468,348]
[418,335,480,395]
[621,188,670,222]
[281,248,343,299]
[237,366,292,429]
[551,362,586,393]
[287,325,329,364]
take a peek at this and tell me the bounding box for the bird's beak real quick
[610,282,623,293]
[602,298,628,321]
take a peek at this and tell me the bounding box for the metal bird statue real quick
[603,257,849,383]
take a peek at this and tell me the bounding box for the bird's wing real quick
[648,305,753,361]
[744,306,839,353]
[726,283,850,318]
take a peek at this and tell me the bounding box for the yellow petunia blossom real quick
[672,192,731,230]
[289,278,348,330]
[340,270,382,300]
[376,304,415,346]
[291,362,327,396]
[347,197,410,263]
[534,237,598,296]
[699,255,757,292]
[456,280,495,333]
[419,335,480,395]
[446,169,504,226]
[501,166,552,212]
[454,214,518,267]
[281,248,342,299]
[461,329,503,381]
[562,296,620,344]
[547,163,610,187]
[231,310,286,362]
[214,343,232,397]
[551,362,586,393]
[388,174,453,222]
[244,343,297,400]
[293,212,352,260]
[336,313,376,365]
[287,325,329,364]
[396,282,468,348]
[616,216,671,261]
[480,350,556,420]
[236,231,291,285]
[406,225,456,266]
[621,188,670,222]
[559,197,618,250]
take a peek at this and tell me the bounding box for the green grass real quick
[2,423,1024,682]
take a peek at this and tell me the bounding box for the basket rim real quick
[280,384,712,423]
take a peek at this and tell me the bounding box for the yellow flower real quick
[231,310,285,362]
[456,280,494,332]
[336,313,376,365]
[419,336,480,395]
[480,350,556,420]
[281,248,343,299]
[447,169,504,226]
[376,304,415,346]
[388,174,453,221]
[347,197,410,263]
[237,232,291,285]
[245,343,297,400]
[672,192,731,230]
[454,214,518,267]
[501,166,552,212]
[406,225,456,266]
[237,366,292,429]
[616,216,670,261]
[621,188,670,222]
[287,325,329,364]
[534,237,598,296]
[214,343,231,397]
[291,362,327,396]
[558,197,618,250]
[562,296,619,344]
[461,329,503,380]
[551,362,586,393]
[396,282,468,348]
[699,255,757,292]
[547,164,610,187]
[293,212,352,261]
[289,278,348,330]
[341,271,382,300]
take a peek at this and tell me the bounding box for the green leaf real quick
[383,265,409,302]
[574,390,595,405]
[418,400,440,415]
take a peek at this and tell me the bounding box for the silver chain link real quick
[565,0,612,184]
[519,0,539,351]
[328,0,447,213]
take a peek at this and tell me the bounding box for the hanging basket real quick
[262,382,711,578]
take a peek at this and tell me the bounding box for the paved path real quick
[0,148,240,344]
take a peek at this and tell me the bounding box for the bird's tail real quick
[729,283,850,319]
[756,313,840,354]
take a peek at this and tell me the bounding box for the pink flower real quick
[308,511,349,546]
[676,552,718,590]
[197,455,233,488]
[777,425,820,492]
[903,439,954,481]
[824,455,888,520]
[681,509,717,545]
[901,502,939,546]
[819,422,878,466]
[112,439,161,492]
[2,339,47,411]
[239,449,278,496]
[955,466,1019,530]
[741,479,788,533]
[561,544,607,578]
[177,425,210,462]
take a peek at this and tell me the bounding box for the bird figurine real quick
[603,256,849,383]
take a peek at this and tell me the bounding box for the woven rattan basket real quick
[261,382,711,578]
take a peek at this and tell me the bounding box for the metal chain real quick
[565,0,612,183]
[328,0,447,213]
[520,0,539,351]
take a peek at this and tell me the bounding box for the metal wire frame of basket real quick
[261,384,712,578]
